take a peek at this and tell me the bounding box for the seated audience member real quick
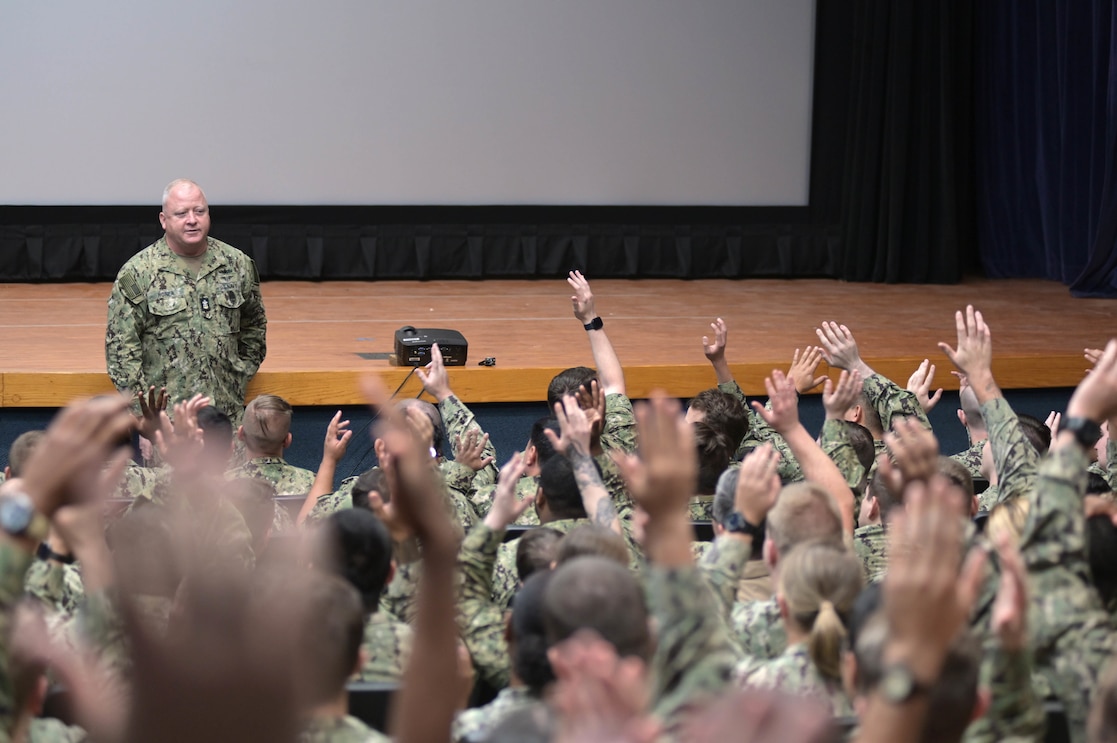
[554,523,630,568]
[285,573,390,743]
[710,467,772,603]
[4,431,45,482]
[685,388,750,455]
[225,477,279,561]
[735,540,863,717]
[815,370,874,516]
[688,422,733,521]
[452,571,555,743]
[314,508,413,683]
[515,528,563,585]
[949,377,989,478]
[227,394,314,496]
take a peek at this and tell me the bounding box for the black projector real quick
[393,326,468,366]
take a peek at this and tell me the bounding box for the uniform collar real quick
[155,236,228,279]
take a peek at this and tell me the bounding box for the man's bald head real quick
[766,482,844,560]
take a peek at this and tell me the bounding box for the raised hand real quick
[787,346,828,394]
[568,270,598,324]
[878,417,941,494]
[574,379,607,454]
[1044,411,1061,441]
[322,410,352,464]
[1066,339,1117,423]
[546,394,595,459]
[483,452,534,530]
[938,305,994,387]
[1087,347,1104,368]
[906,359,943,413]
[135,385,168,442]
[154,394,211,468]
[822,369,863,421]
[455,429,495,472]
[815,321,873,376]
[750,370,800,436]
[613,394,696,520]
[734,443,781,526]
[702,318,728,363]
[417,343,453,402]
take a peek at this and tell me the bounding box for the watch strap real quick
[1061,417,1103,450]
[36,541,76,565]
[583,317,604,331]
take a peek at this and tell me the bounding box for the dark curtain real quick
[839,1,977,283]
[976,0,1117,297]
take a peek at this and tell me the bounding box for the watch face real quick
[881,666,916,703]
[725,512,746,532]
[0,496,32,535]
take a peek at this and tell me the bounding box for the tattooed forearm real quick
[570,450,619,530]
[594,495,618,527]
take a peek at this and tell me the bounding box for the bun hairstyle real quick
[778,539,864,680]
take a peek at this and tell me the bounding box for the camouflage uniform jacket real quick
[951,439,987,479]
[24,558,84,639]
[380,558,422,627]
[117,461,169,501]
[469,476,541,527]
[960,645,1045,743]
[491,519,585,609]
[358,611,413,683]
[646,565,738,732]
[729,597,786,661]
[718,381,803,482]
[456,524,513,690]
[452,686,538,743]
[735,643,854,717]
[106,236,267,421]
[981,397,1040,511]
[299,715,388,743]
[861,373,931,432]
[602,392,638,454]
[439,395,501,492]
[695,536,754,623]
[853,523,887,584]
[226,456,314,495]
[818,419,868,493]
[688,495,714,522]
[1015,444,1117,741]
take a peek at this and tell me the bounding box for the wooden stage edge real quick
[1,277,1112,407]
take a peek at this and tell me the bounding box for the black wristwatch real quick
[879,663,931,704]
[583,316,604,332]
[723,511,765,541]
[1061,417,1103,450]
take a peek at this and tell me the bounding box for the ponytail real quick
[806,599,846,680]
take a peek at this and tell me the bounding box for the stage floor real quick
[0,278,1113,407]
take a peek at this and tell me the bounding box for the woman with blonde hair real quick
[735,538,863,716]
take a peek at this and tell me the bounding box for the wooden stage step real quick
[0,278,1112,407]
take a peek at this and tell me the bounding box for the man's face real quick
[159,183,210,255]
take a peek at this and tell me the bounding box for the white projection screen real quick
[0,0,815,206]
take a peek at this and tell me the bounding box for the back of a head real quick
[285,573,366,706]
[321,509,393,613]
[352,467,390,511]
[555,524,629,568]
[511,571,557,695]
[1016,414,1051,454]
[767,482,844,556]
[958,385,984,431]
[516,527,562,583]
[242,394,293,453]
[987,496,1030,546]
[483,704,555,743]
[689,388,749,447]
[546,367,598,410]
[543,556,651,663]
[197,405,234,455]
[854,613,981,743]
[397,398,446,457]
[937,457,975,516]
[858,392,884,437]
[845,422,876,478]
[713,469,769,561]
[694,422,732,496]
[226,477,278,547]
[867,470,903,522]
[778,540,863,680]
[529,417,561,466]
[7,430,45,478]
[539,456,588,522]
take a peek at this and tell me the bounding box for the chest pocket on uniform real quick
[214,284,244,334]
[146,289,187,339]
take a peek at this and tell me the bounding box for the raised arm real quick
[420,343,499,487]
[568,271,625,396]
[296,410,351,526]
[752,370,855,533]
[546,394,621,535]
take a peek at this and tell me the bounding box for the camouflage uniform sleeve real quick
[24,558,85,619]
[980,398,1039,506]
[456,524,511,690]
[962,647,1045,743]
[696,536,752,623]
[441,460,478,496]
[489,542,520,611]
[718,382,804,481]
[105,266,148,398]
[645,565,738,732]
[950,440,987,479]
[380,555,422,626]
[236,257,267,376]
[861,373,931,432]
[600,393,637,454]
[818,419,866,491]
[439,395,500,489]
[0,540,34,740]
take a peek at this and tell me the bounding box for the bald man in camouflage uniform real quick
[106,179,266,423]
